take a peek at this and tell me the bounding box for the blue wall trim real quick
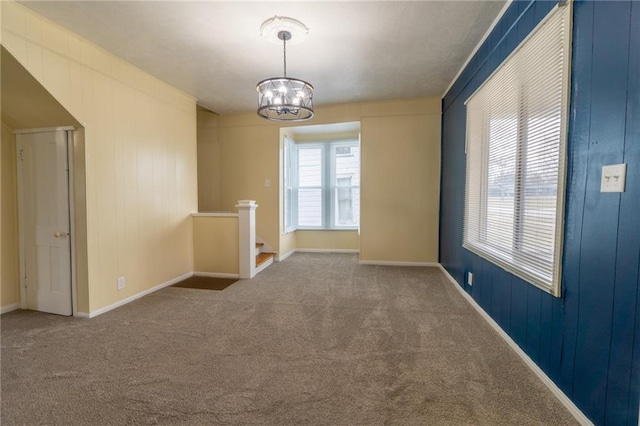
[439,1,640,424]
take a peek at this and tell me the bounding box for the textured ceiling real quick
[18,1,507,116]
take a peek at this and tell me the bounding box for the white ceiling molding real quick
[441,0,513,99]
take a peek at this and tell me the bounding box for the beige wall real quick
[1,121,20,309]
[197,108,221,211]
[192,215,239,275]
[360,113,441,263]
[72,129,89,311]
[296,231,359,251]
[2,2,198,314]
[218,124,280,252]
[279,232,297,258]
[199,98,441,263]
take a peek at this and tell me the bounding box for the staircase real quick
[194,200,274,280]
[255,242,275,274]
[237,200,276,278]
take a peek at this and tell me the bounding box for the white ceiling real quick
[18,1,507,116]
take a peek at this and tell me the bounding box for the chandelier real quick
[256,17,314,121]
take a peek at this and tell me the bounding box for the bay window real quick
[284,137,360,231]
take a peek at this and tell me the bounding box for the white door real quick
[17,129,72,316]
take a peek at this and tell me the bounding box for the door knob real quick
[53,231,69,238]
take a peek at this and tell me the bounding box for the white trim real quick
[66,130,78,316]
[359,260,439,267]
[277,248,359,261]
[255,257,274,275]
[441,0,513,98]
[79,272,193,318]
[297,248,359,254]
[1,304,20,314]
[296,228,359,232]
[193,272,240,279]
[16,133,27,310]
[437,264,593,426]
[191,212,239,218]
[237,200,258,278]
[276,249,296,262]
[13,126,75,135]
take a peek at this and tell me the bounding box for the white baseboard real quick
[276,249,296,262]
[277,249,359,262]
[359,260,439,267]
[1,303,20,314]
[78,272,193,319]
[296,249,360,254]
[437,264,593,426]
[193,272,239,279]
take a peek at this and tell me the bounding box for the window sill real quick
[295,228,359,232]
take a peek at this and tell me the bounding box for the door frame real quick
[15,126,77,316]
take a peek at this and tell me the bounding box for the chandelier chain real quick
[283,37,287,78]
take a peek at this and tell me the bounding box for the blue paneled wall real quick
[439,1,639,424]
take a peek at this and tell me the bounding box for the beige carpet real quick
[1,253,578,425]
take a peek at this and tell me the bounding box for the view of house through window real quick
[284,136,360,231]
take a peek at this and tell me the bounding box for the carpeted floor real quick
[1,253,578,425]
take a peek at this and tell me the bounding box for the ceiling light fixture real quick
[256,16,314,121]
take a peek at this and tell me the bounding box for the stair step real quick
[256,252,275,267]
[256,242,264,248]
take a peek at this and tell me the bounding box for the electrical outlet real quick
[117,276,125,290]
[467,272,473,286]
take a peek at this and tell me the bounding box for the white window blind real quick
[463,3,572,296]
[298,145,324,227]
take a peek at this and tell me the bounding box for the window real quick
[284,137,360,230]
[463,3,572,296]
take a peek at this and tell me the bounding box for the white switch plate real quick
[117,276,125,290]
[467,272,473,286]
[265,179,271,188]
[601,163,627,193]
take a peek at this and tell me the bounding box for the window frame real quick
[283,136,297,234]
[462,3,572,297]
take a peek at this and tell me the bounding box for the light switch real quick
[601,163,627,193]
[265,179,271,188]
